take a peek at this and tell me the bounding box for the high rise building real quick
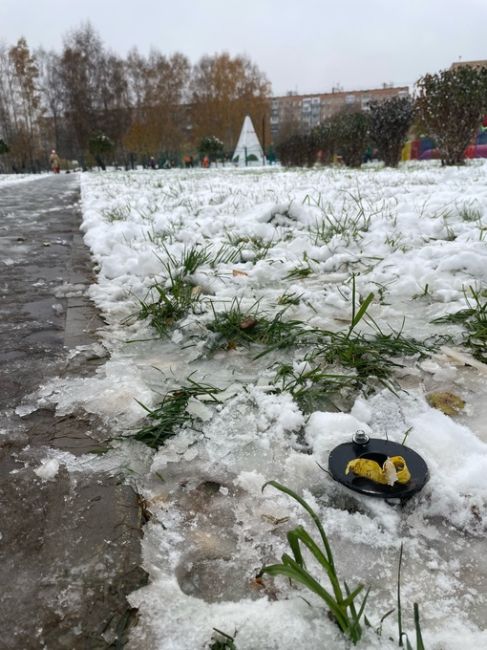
[270,85,409,141]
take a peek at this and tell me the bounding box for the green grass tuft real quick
[224,234,273,262]
[284,265,314,280]
[259,481,369,645]
[206,299,311,357]
[137,274,197,336]
[137,244,212,335]
[312,328,429,391]
[102,203,132,222]
[273,363,355,412]
[432,286,487,362]
[458,203,482,222]
[210,243,243,267]
[131,376,221,449]
[307,190,372,246]
[276,291,302,306]
[307,281,433,392]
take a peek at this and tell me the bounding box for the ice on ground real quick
[34,458,60,481]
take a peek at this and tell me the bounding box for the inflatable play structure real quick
[403,116,487,161]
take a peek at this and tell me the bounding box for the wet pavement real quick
[0,175,145,649]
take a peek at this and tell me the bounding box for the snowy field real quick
[38,163,487,648]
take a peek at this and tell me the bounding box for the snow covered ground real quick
[0,172,51,187]
[37,163,487,648]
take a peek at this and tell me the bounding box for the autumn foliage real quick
[190,53,270,153]
[0,26,270,171]
[2,24,487,172]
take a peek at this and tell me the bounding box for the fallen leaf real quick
[426,391,465,416]
[260,514,290,526]
[239,317,257,330]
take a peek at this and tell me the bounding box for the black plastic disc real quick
[328,438,429,500]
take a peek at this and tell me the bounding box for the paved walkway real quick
[0,175,145,649]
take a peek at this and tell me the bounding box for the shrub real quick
[276,109,370,168]
[198,135,224,162]
[368,96,413,167]
[311,120,337,164]
[331,110,370,168]
[276,133,313,166]
[415,66,487,165]
[88,132,114,170]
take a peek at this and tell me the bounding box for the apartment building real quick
[270,85,410,141]
[450,59,487,71]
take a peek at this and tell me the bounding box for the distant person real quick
[363,147,373,163]
[49,149,60,173]
[202,155,209,168]
[149,156,156,169]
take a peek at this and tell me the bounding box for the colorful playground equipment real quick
[402,116,487,161]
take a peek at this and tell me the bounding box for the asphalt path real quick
[0,174,145,649]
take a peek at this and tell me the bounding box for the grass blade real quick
[262,481,337,572]
[414,603,425,650]
[261,559,350,632]
[398,542,404,646]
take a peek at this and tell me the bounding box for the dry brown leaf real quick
[239,317,257,330]
[426,391,465,416]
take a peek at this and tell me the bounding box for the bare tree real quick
[98,52,131,160]
[124,49,190,163]
[59,23,105,165]
[189,53,270,153]
[0,44,15,146]
[1,31,273,171]
[0,38,43,170]
[36,48,65,155]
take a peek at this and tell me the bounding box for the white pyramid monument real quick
[232,115,264,166]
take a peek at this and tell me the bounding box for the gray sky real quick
[1,0,487,95]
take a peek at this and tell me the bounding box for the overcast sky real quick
[1,0,486,95]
